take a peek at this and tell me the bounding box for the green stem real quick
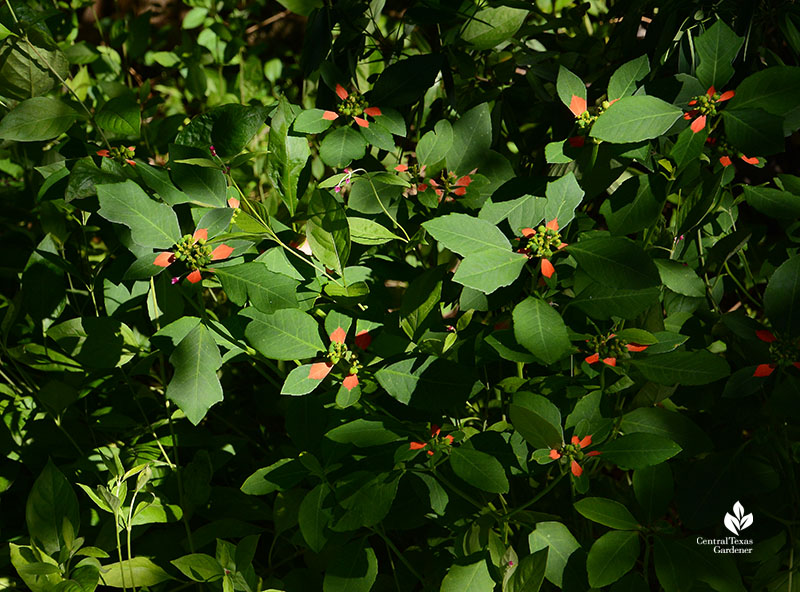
[364,174,410,242]
[114,504,128,592]
[373,525,425,584]
[126,489,139,592]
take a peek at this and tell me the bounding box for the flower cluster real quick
[584,333,648,367]
[308,326,371,391]
[550,435,601,477]
[567,95,617,146]
[753,329,800,377]
[323,85,382,128]
[396,164,474,202]
[96,145,136,167]
[153,228,234,284]
[516,219,567,278]
[409,425,454,456]
[684,86,735,133]
[705,137,760,168]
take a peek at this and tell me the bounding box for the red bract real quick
[569,95,587,117]
[323,84,382,128]
[97,145,136,166]
[153,228,234,284]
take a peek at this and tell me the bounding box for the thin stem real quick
[365,175,410,242]
[372,525,424,584]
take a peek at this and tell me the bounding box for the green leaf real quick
[339,473,400,527]
[446,103,492,175]
[528,522,580,587]
[370,54,441,107]
[600,174,667,235]
[440,558,495,592]
[99,557,172,587]
[586,531,640,588]
[694,20,743,89]
[0,97,79,141]
[568,237,661,290]
[764,255,800,336]
[96,180,180,249]
[347,217,400,245]
[544,172,584,228]
[556,66,586,111]
[176,103,269,159]
[306,190,350,275]
[417,120,454,166]
[590,96,682,143]
[293,108,334,134]
[450,447,509,493]
[742,185,800,219]
[171,554,223,582]
[325,419,403,448]
[0,40,69,101]
[601,433,682,469]
[166,324,224,425]
[298,484,330,553]
[9,543,62,592]
[608,55,650,100]
[506,549,548,592]
[461,6,528,50]
[169,144,227,207]
[375,356,477,408]
[319,126,366,168]
[669,126,708,170]
[722,108,785,156]
[135,162,190,205]
[26,460,80,556]
[654,260,705,297]
[453,250,527,294]
[480,194,547,231]
[215,263,298,313]
[574,497,639,530]
[400,268,443,340]
[634,350,730,385]
[241,458,306,495]
[727,66,800,118]
[65,157,126,202]
[267,97,310,214]
[654,537,746,592]
[244,308,324,360]
[512,297,572,365]
[509,392,563,450]
[423,213,526,294]
[633,465,674,524]
[323,540,378,592]
[96,94,140,136]
[280,363,325,395]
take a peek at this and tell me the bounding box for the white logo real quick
[724,501,753,535]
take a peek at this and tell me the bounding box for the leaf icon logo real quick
[723,501,753,535]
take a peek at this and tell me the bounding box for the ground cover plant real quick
[1,0,800,590]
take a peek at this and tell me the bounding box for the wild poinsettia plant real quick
[2,4,800,592]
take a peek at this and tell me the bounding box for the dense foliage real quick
[2,0,800,590]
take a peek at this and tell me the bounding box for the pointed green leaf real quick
[243,308,324,360]
[306,190,350,275]
[556,66,586,111]
[695,20,743,89]
[574,497,639,530]
[319,126,366,168]
[601,433,682,469]
[0,97,79,141]
[323,540,378,592]
[513,297,571,365]
[96,94,140,136]
[440,558,495,592]
[215,263,299,313]
[26,460,80,556]
[268,97,310,214]
[298,484,330,553]
[99,557,172,587]
[417,120,454,166]
[608,55,650,100]
[446,103,492,175]
[568,236,660,290]
[166,324,224,425]
[590,96,682,143]
[764,255,800,335]
[96,180,181,249]
[450,447,509,493]
[633,350,730,385]
[587,530,640,588]
[528,522,580,587]
[544,172,584,228]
